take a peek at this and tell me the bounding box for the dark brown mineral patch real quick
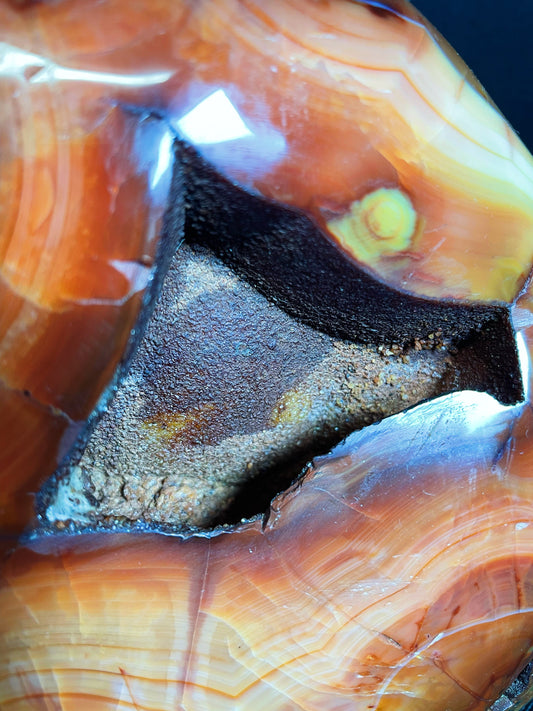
[42,242,472,531]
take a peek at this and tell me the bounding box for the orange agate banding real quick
[1,1,533,709]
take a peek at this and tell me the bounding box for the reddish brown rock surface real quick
[2,1,533,710]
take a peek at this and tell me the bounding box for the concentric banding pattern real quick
[1,1,533,710]
[3,362,533,709]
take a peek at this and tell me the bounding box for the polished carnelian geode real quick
[2,1,533,710]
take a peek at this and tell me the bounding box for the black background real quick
[413,1,533,152]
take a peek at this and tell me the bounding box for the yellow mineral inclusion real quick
[142,404,216,444]
[270,390,314,427]
[327,187,417,264]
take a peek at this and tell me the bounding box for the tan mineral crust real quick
[45,243,458,531]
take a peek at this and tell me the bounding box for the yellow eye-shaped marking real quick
[328,187,418,264]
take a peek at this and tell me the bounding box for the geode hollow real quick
[1,2,533,710]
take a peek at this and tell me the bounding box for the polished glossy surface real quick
[2,0,533,709]
[3,337,533,710]
[0,60,174,530]
[2,0,533,301]
[2,0,531,533]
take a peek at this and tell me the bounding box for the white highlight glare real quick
[176,89,253,145]
[150,130,174,190]
[452,330,529,435]
[516,330,530,401]
[110,260,151,297]
[0,43,45,74]
[0,42,172,87]
[456,391,509,434]
[39,66,173,87]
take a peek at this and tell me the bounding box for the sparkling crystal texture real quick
[1,1,533,710]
